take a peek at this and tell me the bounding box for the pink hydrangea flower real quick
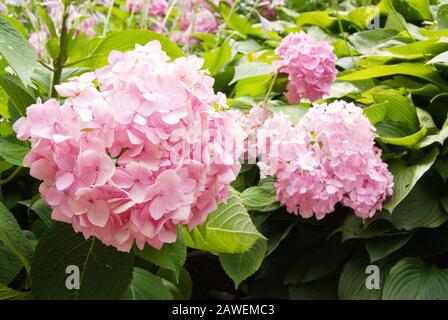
[29,31,49,58]
[126,0,168,16]
[257,100,393,220]
[275,32,337,104]
[14,41,244,252]
[228,106,273,162]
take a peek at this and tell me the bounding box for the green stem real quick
[51,3,70,97]
[331,0,359,70]
[0,166,22,185]
[102,0,115,37]
[263,72,278,107]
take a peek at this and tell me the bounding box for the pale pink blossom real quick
[275,32,337,104]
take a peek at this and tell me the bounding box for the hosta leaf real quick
[365,234,412,262]
[0,15,38,87]
[203,41,231,75]
[183,188,265,254]
[219,239,267,288]
[438,4,448,30]
[0,201,33,273]
[0,74,35,118]
[338,63,448,90]
[338,250,392,300]
[31,222,133,299]
[381,170,448,230]
[0,241,22,285]
[134,235,186,280]
[122,268,173,300]
[383,147,438,212]
[219,2,260,36]
[230,62,275,85]
[0,138,29,167]
[383,257,448,299]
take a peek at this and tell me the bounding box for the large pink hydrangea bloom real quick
[257,100,393,219]
[275,32,337,104]
[14,41,244,252]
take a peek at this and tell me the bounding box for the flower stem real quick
[0,166,22,185]
[51,2,70,97]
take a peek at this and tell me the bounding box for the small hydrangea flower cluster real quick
[14,41,244,252]
[275,32,338,104]
[256,101,393,220]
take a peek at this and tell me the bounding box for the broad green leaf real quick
[386,37,448,57]
[235,74,271,97]
[122,268,173,300]
[0,201,33,273]
[0,241,22,285]
[0,74,35,118]
[296,11,334,29]
[383,147,439,212]
[0,283,30,300]
[390,0,432,21]
[349,29,399,55]
[0,16,38,87]
[438,4,448,30]
[183,188,265,254]
[365,234,412,262]
[230,62,275,85]
[338,251,391,300]
[428,51,448,66]
[219,239,267,288]
[338,63,448,90]
[157,267,192,300]
[383,257,448,299]
[0,15,38,87]
[373,94,419,130]
[66,30,184,69]
[219,2,260,36]
[381,171,448,230]
[203,41,231,75]
[31,222,133,299]
[415,118,448,149]
[0,14,27,38]
[267,100,309,125]
[0,138,29,166]
[134,235,186,280]
[241,179,280,212]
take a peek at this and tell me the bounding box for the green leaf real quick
[267,100,309,125]
[219,238,267,288]
[203,41,231,75]
[134,235,186,280]
[338,251,391,300]
[219,2,260,36]
[383,257,448,299]
[338,63,448,90]
[0,138,29,166]
[428,51,448,66]
[365,234,412,262]
[157,266,192,300]
[0,201,33,273]
[0,283,31,300]
[381,170,448,230]
[390,0,432,21]
[235,75,271,97]
[438,4,448,30]
[121,268,173,300]
[384,147,439,212]
[0,74,35,118]
[66,30,184,69]
[0,241,22,285]
[183,188,265,254]
[241,179,280,212]
[30,222,133,299]
[296,11,334,29]
[230,62,275,85]
[349,29,399,55]
[0,15,38,87]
